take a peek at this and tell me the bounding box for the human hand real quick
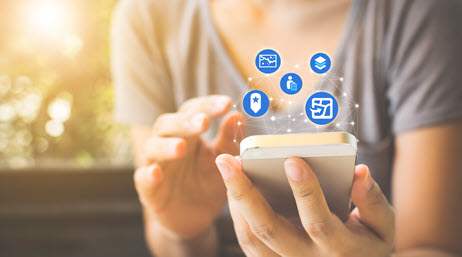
[134,95,246,238]
[215,154,394,257]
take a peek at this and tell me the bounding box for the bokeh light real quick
[45,119,64,137]
[48,98,71,122]
[0,0,132,168]
[0,103,16,122]
[61,32,83,58]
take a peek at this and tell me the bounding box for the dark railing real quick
[0,167,152,257]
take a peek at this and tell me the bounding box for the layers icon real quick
[309,53,331,74]
[314,56,327,70]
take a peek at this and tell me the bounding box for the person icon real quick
[280,73,302,95]
[286,76,293,90]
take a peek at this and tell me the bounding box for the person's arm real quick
[111,2,243,255]
[212,123,462,257]
[392,121,462,257]
[129,96,244,257]
[131,126,219,257]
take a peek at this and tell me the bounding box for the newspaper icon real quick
[258,54,278,68]
[310,98,333,119]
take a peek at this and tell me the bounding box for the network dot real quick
[248,77,252,81]
[237,121,242,126]
[287,129,292,132]
[233,139,237,143]
[355,104,359,108]
[270,116,276,121]
[351,122,355,125]
[269,97,273,101]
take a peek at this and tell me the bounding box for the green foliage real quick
[0,0,131,168]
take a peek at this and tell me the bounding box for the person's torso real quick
[156,0,395,255]
[160,0,393,196]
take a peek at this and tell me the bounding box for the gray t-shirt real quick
[111,0,462,255]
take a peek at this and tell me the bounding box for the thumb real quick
[213,111,246,155]
[350,164,394,243]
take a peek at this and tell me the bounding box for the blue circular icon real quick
[305,91,338,125]
[255,49,281,74]
[243,90,270,117]
[310,53,331,74]
[280,73,302,95]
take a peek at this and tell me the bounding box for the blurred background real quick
[0,1,149,256]
[0,0,131,168]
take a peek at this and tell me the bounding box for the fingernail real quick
[192,113,206,129]
[216,160,232,179]
[285,161,304,181]
[363,167,373,190]
[168,140,178,155]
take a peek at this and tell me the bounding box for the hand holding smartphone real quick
[240,132,357,222]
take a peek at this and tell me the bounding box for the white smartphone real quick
[240,132,357,222]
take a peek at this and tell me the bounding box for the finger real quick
[134,164,164,207]
[350,164,395,243]
[213,111,246,155]
[216,154,311,256]
[228,201,279,257]
[144,137,187,162]
[284,157,346,246]
[154,112,209,137]
[178,95,232,117]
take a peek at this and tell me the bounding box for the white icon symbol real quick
[286,76,293,89]
[259,54,277,68]
[310,98,333,119]
[286,76,297,91]
[314,56,327,70]
[250,93,261,113]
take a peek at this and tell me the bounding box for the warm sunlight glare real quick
[28,2,68,36]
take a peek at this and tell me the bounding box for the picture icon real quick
[259,54,277,68]
[243,90,269,117]
[305,91,338,125]
[280,73,302,95]
[310,53,331,74]
[255,49,281,74]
